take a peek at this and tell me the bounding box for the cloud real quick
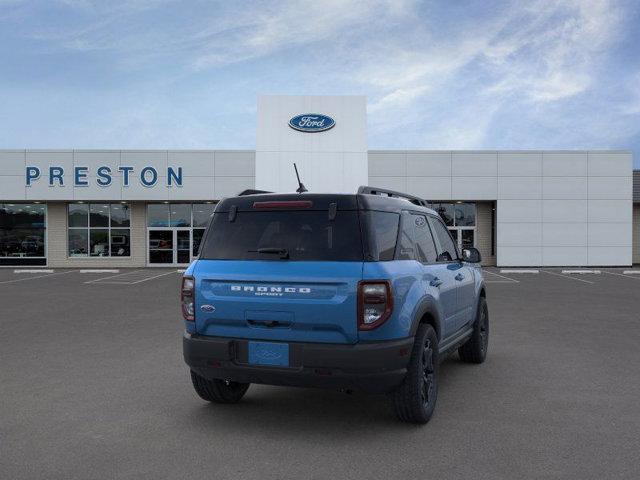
[484,0,622,102]
[13,0,412,69]
[190,0,414,70]
[0,0,637,163]
[356,0,630,150]
[368,85,430,113]
[11,0,623,103]
[372,0,621,102]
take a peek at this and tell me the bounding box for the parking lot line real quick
[0,270,75,285]
[541,270,594,284]
[603,271,640,281]
[79,269,120,273]
[500,269,539,274]
[483,270,519,283]
[561,269,601,274]
[83,269,179,285]
[84,270,145,284]
[14,269,54,273]
[129,270,178,284]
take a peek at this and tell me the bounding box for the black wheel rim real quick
[421,339,435,407]
[479,306,488,354]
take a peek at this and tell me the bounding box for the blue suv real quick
[182,187,488,423]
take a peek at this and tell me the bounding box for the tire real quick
[391,323,438,424]
[190,370,250,404]
[458,296,489,364]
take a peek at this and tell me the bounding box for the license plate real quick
[248,341,289,367]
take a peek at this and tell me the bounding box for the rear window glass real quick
[200,211,363,261]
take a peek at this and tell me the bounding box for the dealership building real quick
[0,95,638,268]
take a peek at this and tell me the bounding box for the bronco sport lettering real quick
[230,285,311,294]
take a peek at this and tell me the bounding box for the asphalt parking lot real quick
[1,267,640,479]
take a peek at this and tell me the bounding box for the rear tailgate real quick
[194,260,362,344]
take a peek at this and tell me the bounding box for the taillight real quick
[181,276,195,321]
[357,281,393,330]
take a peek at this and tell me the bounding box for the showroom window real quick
[427,202,476,251]
[0,203,47,265]
[68,203,131,257]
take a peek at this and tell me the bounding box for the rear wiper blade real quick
[248,247,290,259]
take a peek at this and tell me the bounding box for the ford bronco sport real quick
[182,187,488,423]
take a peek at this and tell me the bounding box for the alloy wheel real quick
[421,339,435,407]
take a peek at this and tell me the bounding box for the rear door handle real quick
[430,278,443,287]
[455,273,465,281]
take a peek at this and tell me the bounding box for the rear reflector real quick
[253,200,313,209]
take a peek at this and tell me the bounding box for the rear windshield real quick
[200,211,363,261]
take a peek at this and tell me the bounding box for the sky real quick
[0,0,639,167]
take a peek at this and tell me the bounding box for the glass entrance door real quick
[447,227,475,252]
[148,229,192,265]
[176,229,191,264]
[149,230,173,264]
[460,229,474,250]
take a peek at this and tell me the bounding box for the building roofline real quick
[0,149,257,153]
[0,149,633,154]
[368,149,633,154]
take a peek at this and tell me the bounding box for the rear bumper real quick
[183,332,414,393]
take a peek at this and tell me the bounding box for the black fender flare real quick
[409,297,443,340]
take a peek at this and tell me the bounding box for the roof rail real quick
[357,186,429,207]
[238,189,272,196]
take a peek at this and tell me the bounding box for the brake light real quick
[181,276,195,321]
[357,281,393,330]
[253,201,313,209]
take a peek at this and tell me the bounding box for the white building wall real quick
[369,150,633,267]
[255,95,368,193]
[0,146,632,267]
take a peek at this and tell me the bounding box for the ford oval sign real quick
[288,114,335,133]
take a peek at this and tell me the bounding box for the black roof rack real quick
[238,189,272,196]
[357,186,429,208]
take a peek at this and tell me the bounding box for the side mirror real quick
[462,247,481,263]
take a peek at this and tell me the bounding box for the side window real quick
[363,211,399,261]
[412,214,438,263]
[428,216,458,262]
[396,211,415,260]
